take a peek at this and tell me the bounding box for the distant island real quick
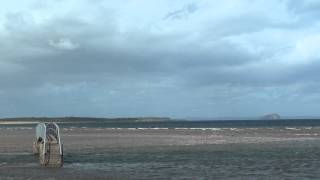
[260,113,281,120]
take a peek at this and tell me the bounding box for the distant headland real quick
[0,117,173,125]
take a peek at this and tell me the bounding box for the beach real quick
[1,127,320,153]
[1,126,320,179]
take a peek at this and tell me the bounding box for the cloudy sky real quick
[1,0,320,118]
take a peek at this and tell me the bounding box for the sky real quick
[1,0,320,118]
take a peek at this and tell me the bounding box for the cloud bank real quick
[0,0,320,118]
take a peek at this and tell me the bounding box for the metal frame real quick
[35,122,63,162]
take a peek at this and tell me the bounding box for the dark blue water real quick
[55,119,320,128]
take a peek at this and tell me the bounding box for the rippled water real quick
[1,141,320,179]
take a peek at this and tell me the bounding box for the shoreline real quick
[0,121,39,125]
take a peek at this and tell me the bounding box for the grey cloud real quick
[1,0,320,118]
[0,17,308,89]
[205,15,273,38]
[287,0,320,14]
[2,10,260,90]
[181,58,320,90]
[49,38,79,50]
[286,0,320,25]
[205,12,313,39]
[164,3,198,20]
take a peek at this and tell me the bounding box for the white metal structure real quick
[33,122,63,167]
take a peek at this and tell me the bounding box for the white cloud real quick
[49,38,79,50]
[288,34,320,64]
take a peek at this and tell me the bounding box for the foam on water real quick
[295,133,319,136]
[285,127,301,130]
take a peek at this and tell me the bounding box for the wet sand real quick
[1,127,320,179]
[0,127,320,153]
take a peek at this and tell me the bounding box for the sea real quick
[1,119,320,180]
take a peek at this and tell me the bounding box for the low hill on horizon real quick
[0,117,173,123]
